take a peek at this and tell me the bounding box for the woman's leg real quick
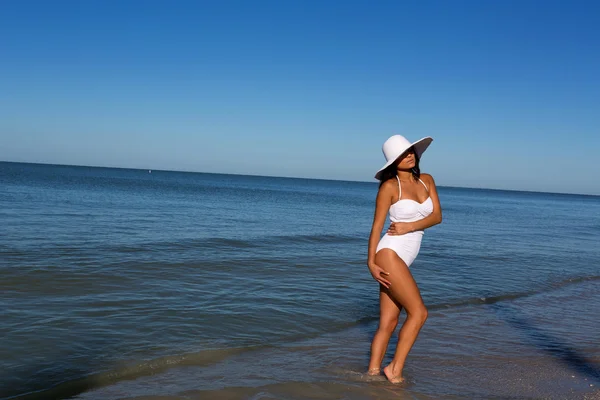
[367,285,402,374]
[375,249,428,383]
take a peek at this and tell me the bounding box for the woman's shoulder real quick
[420,173,436,185]
[378,178,397,194]
[380,178,396,188]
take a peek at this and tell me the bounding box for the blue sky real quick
[1,0,599,194]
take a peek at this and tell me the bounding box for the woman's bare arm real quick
[368,181,394,262]
[367,180,394,287]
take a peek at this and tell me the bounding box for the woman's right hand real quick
[367,261,391,289]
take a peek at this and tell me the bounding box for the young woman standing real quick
[367,134,443,383]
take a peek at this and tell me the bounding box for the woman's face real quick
[396,147,416,170]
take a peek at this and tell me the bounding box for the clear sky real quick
[1,0,599,194]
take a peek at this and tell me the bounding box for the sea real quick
[1,161,599,400]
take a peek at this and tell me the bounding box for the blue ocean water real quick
[1,162,599,399]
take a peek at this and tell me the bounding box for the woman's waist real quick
[389,216,427,224]
[381,230,424,240]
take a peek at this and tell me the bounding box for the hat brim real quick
[374,137,433,180]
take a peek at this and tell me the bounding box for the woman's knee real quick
[420,306,429,324]
[408,305,428,325]
[379,316,399,334]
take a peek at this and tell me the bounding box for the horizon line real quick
[1,159,598,198]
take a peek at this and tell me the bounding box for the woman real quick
[367,134,442,383]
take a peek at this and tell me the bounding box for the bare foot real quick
[383,364,404,384]
[367,368,380,376]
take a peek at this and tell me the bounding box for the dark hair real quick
[378,150,421,188]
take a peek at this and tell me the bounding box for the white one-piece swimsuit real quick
[376,176,434,267]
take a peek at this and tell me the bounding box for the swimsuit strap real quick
[418,178,429,192]
[396,175,402,200]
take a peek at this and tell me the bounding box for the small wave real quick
[1,233,364,258]
[182,233,362,248]
[429,275,600,310]
[266,233,362,245]
[6,346,264,400]
[354,275,600,325]
[102,233,363,253]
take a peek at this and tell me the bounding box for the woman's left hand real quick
[387,222,413,236]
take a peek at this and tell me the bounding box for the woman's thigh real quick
[375,249,426,313]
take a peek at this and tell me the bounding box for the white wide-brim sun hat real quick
[374,135,433,180]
